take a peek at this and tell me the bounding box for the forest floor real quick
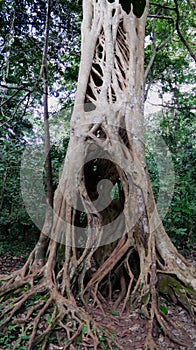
[0,251,195,350]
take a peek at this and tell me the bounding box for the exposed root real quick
[0,268,124,350]
[0,235,195,350]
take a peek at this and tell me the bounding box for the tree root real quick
[0,228,195,350]
[0,270,124,350]
[0,257,195,350]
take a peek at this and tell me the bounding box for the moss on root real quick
[158,273,196,316]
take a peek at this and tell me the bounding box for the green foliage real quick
[145,148,160,202]
[161,111,195,251]
[110,310,120,316]
[82,325,88,335]
[158,273,196,315]
[146,106,195,252]
[0,0,78,249]
[0,323,26,349]
[145,0,195,96]
[145,0,195,252]
[0,239,35,257]
[0,110,39,251]
[0,0,81,99]
[50,134,70,189]
[159,304,168,315]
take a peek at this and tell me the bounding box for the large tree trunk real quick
[0,1,195,349]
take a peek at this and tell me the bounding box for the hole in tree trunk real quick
[91,63,103,87]
[84,158,124,214]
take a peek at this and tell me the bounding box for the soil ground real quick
[0,251,195,350]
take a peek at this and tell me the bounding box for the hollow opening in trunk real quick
[84,157,125,214]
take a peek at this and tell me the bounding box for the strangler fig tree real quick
[0,1,195,349]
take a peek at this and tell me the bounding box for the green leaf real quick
[82,325,88,335]
[176,228,187,235]
[20,334,30,340]
[159,305,168,315]
[46,313,52,324]
[111,310,119,316]
[7,325,17,331]
[98,335,105,341]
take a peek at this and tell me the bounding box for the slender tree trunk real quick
[33,0,54,266]
[42,0,53,212]
[0,168,8,211]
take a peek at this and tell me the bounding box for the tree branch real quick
[0,83,32,90]
[144,12,174,88]
[144,48,157,85]
[157,31,174,51]
[145,99,196,111]
[174,0,196,61]
[144,29,174,84]
[0,168,8,211]
[187,0,196,13]
[0,88,26,108]
[148,15,174,20]
[12,91,31,119]
[149,2,176,11]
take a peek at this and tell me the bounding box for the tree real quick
[161,108,195,250]
[0,0,81,244]
[0,1,195,350]
[0,81,37,245]
[146,106,196,252]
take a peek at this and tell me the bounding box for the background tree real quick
[0,0,81,250]
[0,1,195,349]
[160,106,195,250]
[146,106,196,253]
